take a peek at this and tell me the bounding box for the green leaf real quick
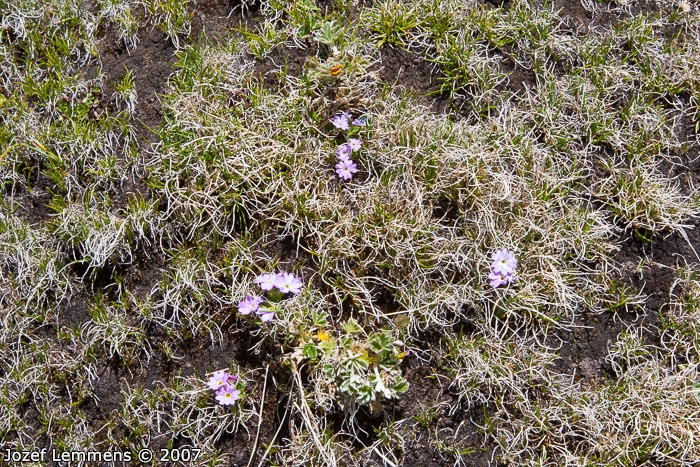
[302,342,320,360]
[342,318,362,334]
[369,331,393,355]
[393,376,409,396]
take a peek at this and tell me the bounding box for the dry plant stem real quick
[247,364,269,467]
[292,360,337,466]
[256,377,294,467]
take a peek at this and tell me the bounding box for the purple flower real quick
[348,138,362,151]
[491,249,517,275]
[352,116,367,126]
[207,370,233,391]
[274,272,303,295]
[489,271,515,288]
[254,273,278,291]
[336,159,358,180]
[336,143,352,160]
[238,295,263,315]
[215,386,241,405]
[256,306,276,322]
[330,112,351,131]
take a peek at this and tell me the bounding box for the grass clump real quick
[98,0,140,51]
[142,0,192,48]
[446,316,700,465]
[597,157,700,240]
[0,213,70,313]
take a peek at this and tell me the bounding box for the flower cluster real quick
[330,112,366,181]
[207,370,240,406]
[238,272,303,322]
[330,112,366,131]
[489,249,517,288]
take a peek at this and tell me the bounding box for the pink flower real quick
[215,386,241,405]
[352,116,367,126]
[336,159,358,180]
[274,272,303,295]
[491,249,517,275]
[489,271,515,288]
[348,138,362,151]
[330,112,351,130]
[336,143,352,160]
[256,307,276,322]
[207,371,233,391]
[254,273,278,291]
[238,295,263,315]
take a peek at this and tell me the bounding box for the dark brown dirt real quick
[500,54,538,96]
[375,46,451,114]
[392,363,496,467]
[13,172,54,226]
[550,209,700,384]
[553,0,620,31]
[252,42,315,89]
[99,25,177,144]
[189,0,251,40]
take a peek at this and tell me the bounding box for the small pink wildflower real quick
[254,273,278,291]
[238,295,263,315]
[215,386,241,406]
[207,371,230,391]
[352,116,367,126]
[336,143,352,160]
[348,138,362,151]
[336,159,358,180]
[330,112,351,130]
[274,272,303,295]
[256,307,276,322]
[489,271,515,288]
[491,249,517,275]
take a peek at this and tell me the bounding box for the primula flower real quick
[348,138,362,151]
[274,272,303,295]
[330,112,351,130]
[491,249,517,275]
[254,273,278,291]
[215,386,241,406]
[238,295,263,315]
[336,159,358,180]
[489,271,515,288]
[207,371,233,391]
[256,306,276,322]
[352,116,367,126]
[336,143,352,160]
